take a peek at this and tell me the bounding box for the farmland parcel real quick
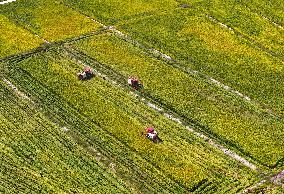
[0,0,283,193]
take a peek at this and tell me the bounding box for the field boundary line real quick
[64,46,259,171]
[242,169,284,193]
[2,78,33,102]
[243,5,284,30]
[0,29,107,63]
[262,16,284,30]
[0,0,16,5]
[36,2,284,121]
[107,26,284,122]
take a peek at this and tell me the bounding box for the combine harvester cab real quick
[145,127,162,143]
[78,66,94,80]
[128,76,144,91]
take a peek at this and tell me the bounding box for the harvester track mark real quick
[64,46,259,171]
[108,25,284,122]
[243,5,284,31]
[270,170,284,186]
[243,170,284,193]
[262,16,284,30]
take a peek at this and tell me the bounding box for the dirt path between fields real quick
[271,170,284,185]
[243,170,284,193]
[65,47,258,171]
[107,26,284,122]
[0,0,16,5]
[262,16,284,30]
[2,78,33,102]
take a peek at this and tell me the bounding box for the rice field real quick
[0,0,283,193]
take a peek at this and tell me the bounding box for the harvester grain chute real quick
[77,66,94,80]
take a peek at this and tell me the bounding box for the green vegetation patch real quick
[73,33,284,166]
[2,49,260,192]
[63,0,179,24]
[0,82,131,193]
[0,0,101,42]
[0,15,43,58]
[194,0,284,58]
[118,10,284,115]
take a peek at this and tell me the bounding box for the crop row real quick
[1,49,260,192]
[0,81,132,193]
[239,0,284,26]
[71,33,284,166]
[181,0,284,58]
[117,10,284,115]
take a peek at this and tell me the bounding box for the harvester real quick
[128,76,143,90]
[145,127,162,143]
[77,66,94,80]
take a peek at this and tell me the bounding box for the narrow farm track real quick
[0,0,16,5]
[271,170,284,186]
[243,169,284,193]
[107,26,284,122]
[243,5,284,30]
[64,45,259,171]
[262,16,284,30]
[54,3,284,121]
[1,74,187,193]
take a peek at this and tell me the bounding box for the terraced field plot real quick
[1,0,284,193]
